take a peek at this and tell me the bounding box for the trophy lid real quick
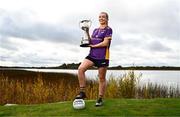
[79,20,92,28]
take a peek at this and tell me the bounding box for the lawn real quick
[0,98,180,116]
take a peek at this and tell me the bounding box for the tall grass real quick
[105,71,141,98]
[0,70,79,104]
[0,69,179,105]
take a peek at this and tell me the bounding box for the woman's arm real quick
[89,37,111,48]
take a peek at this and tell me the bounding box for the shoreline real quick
[1,67,180,71]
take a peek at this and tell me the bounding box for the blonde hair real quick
[100,12,109,20]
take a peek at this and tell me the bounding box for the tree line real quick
[0,63,180,70]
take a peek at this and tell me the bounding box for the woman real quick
[75,12,113,107]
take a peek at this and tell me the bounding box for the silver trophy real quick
[79,20,92,47]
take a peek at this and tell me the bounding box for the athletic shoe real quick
[95,98,103,107]
[75,92,86,99]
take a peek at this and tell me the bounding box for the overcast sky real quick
[0,0,180,67]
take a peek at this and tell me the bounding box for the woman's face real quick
[99,13,108,25]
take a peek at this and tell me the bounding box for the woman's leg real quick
[78,59,94,89]
[98,67,107,98]
[95,66,107,106]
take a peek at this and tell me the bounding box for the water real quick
[24,69,180,86]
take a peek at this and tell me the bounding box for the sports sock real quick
[80,87,85,93]
[99,95,103,99]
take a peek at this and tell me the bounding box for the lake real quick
[24,69,180,87]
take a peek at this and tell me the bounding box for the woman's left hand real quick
[88,45,94,48]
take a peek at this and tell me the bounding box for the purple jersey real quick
[88,26,113,60]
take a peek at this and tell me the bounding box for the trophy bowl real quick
[79,20,92,47]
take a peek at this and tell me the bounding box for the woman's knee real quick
[78,66,86,73]
[99,76,106,82]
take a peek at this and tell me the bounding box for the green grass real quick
[0,98,180,116]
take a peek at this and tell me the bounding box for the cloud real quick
[0,36,89,67]
[0,35,18,51]
[0,9,80,44]
[107,0,180,40]
[147,41,171,52]
[0,0,180,67]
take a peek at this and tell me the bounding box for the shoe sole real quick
[95,103,103,107]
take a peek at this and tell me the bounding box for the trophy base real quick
[80,44,89,47]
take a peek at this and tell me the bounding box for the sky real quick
[0,0,180,67]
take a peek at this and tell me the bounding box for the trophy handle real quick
[85,29,90,40]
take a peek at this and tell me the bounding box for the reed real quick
[0,69,179,104]
[0,70,79,104]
